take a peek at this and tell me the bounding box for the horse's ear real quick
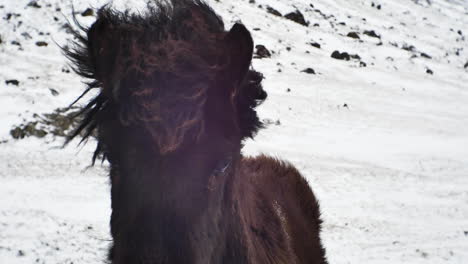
[87,18,121,91]
[224,23,254,87]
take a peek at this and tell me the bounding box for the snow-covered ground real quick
[1,0,468,263]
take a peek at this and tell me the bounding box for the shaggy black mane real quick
[64,0,266,162]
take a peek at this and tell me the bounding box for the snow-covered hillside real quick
[1,0,468,263]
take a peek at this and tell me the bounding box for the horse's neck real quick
[109,138,241,262]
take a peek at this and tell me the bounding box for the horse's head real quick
[67,1,266,157]
[65,3,328,264]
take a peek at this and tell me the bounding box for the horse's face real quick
[86,12,257,154]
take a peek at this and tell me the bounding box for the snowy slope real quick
[1,0,468,263]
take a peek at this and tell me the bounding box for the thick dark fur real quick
[65,0,328,263]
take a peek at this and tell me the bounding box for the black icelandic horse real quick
[65,0,328,263]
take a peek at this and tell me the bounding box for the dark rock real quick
[10,107,83,140]
[11,40,21,46]
[360,61,367,67]
[301,68,316,74]
[266,6,282,17]
[21,32,32,40]
[286,47,291,51]
[35,41,48,47]
[10,127,25,139]
[314,8,334,20]
[347,32,360,39]
[252,28,261,31]
[377,4,381,10]
[49,88,59,96]
[10,123,46,139]
[308,42,321,49]
[286,88,291,92]
[81,8,94,17]
[331,51,350,61]
[6,13,21,20]
[5,79,19,86]
[402,44,416,52]
[343,103,349,108]
[0,35,2,44]
[464,61,468,68]
[254,45,271,59]
[426,68,433,75]
[17,250,25,257]
[458,30,463,35]
[43,110,80,137]
[263,118,281,126]
[338,22,346,26]
[420,52,432,59]
[350,54,361,60]
[27,1,41,8]
[284,10,309,26]
[363,30,381,39]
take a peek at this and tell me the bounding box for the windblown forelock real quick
[108,6,228,154]
[118,76,210,154]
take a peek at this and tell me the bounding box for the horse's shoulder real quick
[237,154,318,215]
[235,155,325,264]
[237,154,322,226]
